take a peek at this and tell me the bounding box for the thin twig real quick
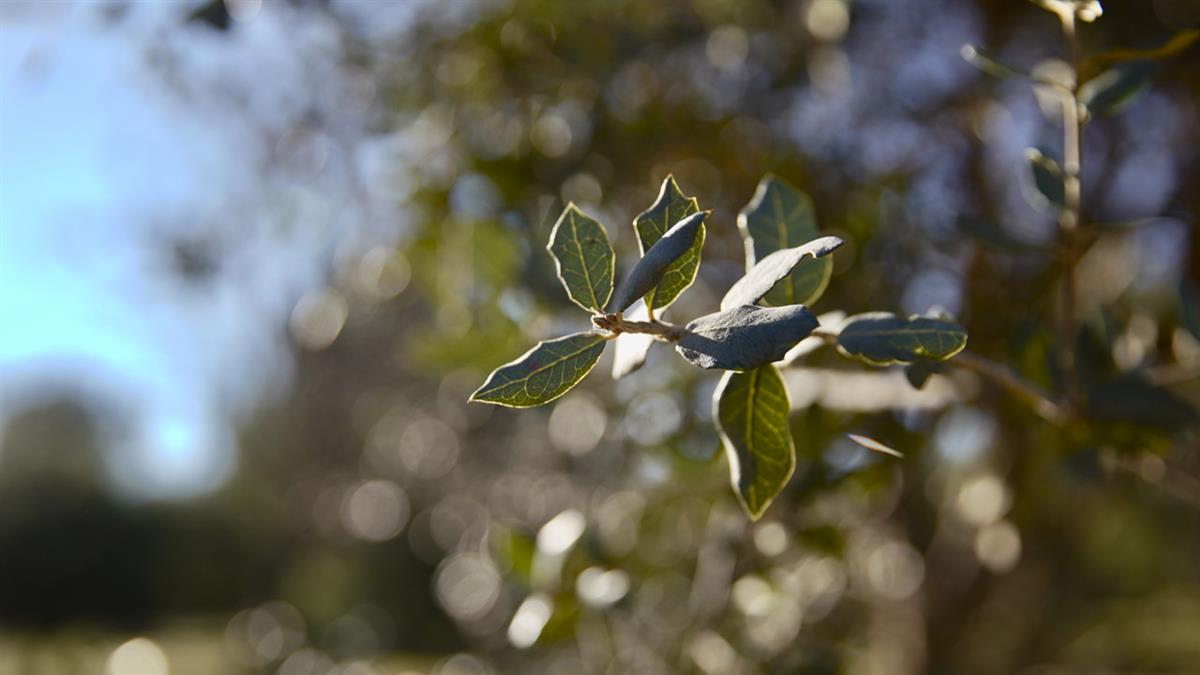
[592,313,687,341]
[1057,9,1085,413]
[952,351,1071,424]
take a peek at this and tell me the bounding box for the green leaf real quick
[610,211,708,313]
[738,175,833,307]
[547,204,615,313]
[611,299,655,379]
[1078,29,1200,83]
[903,361,944,389]
[633,176,703,312]
[721,236,844,310]
[470,332,607,407]
[1079,63,1152,116]
[960,44,1023,79]
[836,312,967,366]
[713,364,795,520]
[1024,148,1065,212]
[676,304,819,371]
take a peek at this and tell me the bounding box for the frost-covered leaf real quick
[721,236,844,310]
[633,176,703,312]
[738,175,832,307]
[611,211,707,313]
[714,364,795,520]
[470,332,607,407]
[611,299,655,379]
[547,204,615,313]
[676,304,819,371]
[836,312,967,366]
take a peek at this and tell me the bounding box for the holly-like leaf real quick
[547,204,615,313]
[721,236,844,310]
[1024,148,1065,212]
[470,332,607,407]
[611,299,655,379]
[836,312,967,366]
[633,176,703,312]
[714,364,795,520]
[1079,63,1152,116]
[610,211,708,313]
[676,304,819,371]
[738,175,832,307]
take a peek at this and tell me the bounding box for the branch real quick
[952,352,1071,424]
[592,313,687,341]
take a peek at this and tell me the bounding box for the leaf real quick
[738,175,833,307]
[836,312,967,366]
[547,204,615,313]
[846,434,904,458]
[633,176,703,312]
[714,364,795,520]
[956,215,1049,252]
[611,299,655,379]
[903,361,943,389]
[676,304,819,371]
[1024,148,1065,212]
[610,211,708,313]
[960,44,1023,79]
[1079,63,1152,116]
[721,236,844,310]
[1079,29,1200,83]
[470,332,607,407]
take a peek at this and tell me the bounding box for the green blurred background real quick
[1,0,1198,673]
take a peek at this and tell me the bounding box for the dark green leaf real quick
[676,304,819,371]
[714,364,795,520]
[846,434,904,458]
[904,361,944,389]
[470,332,607,407]
[738,175,832,307]
[633,176,703,312]
[836,312,967,366]
[1086,374,1198,431]
[547,204,615,313]
[611,300,655,379]
[721,236,844,310]
[960,44,1023,79]
[1024,148,1065,212]
[1080,63,1152,116]
[610,211,708,313]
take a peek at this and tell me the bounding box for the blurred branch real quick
[1057,7,1085,413]
[953,352,1070,424]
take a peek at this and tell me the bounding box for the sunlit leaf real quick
[738,175,833,307]
[611,299,655,379]
[846,433,904,458]
[470,332,607,407]
[721,236,844,310]
[632,176,703,312]
[1079,63,1152,116]
[836,312,967,366]
[547,204,615,313]
[676,304,819,371]
[960,44,1023,79]
[1024,148,1065,212]
[611,211,707,313]
[714,364,795,520]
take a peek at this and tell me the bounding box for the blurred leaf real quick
[470,332,606,407]
[720,236,844,310]
[1079,29,1200,83]
[632,176,703,313]
[956,215,1049,252]
[1086,374,1198,431]
[845,433,904,458]
[610,211,707,313]
[836,312,967,366]
[547,205,615,313]
[713,364,795,520]
[1181,282,1200,342]
[1080,63,1153,116]
[491,526,536,586]
[611,299,655,379]
[676,304,819,371]
[1024,148,1066,212]
[738,175,833,307]
[960,44,1023,78]
[904,361,944,389]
